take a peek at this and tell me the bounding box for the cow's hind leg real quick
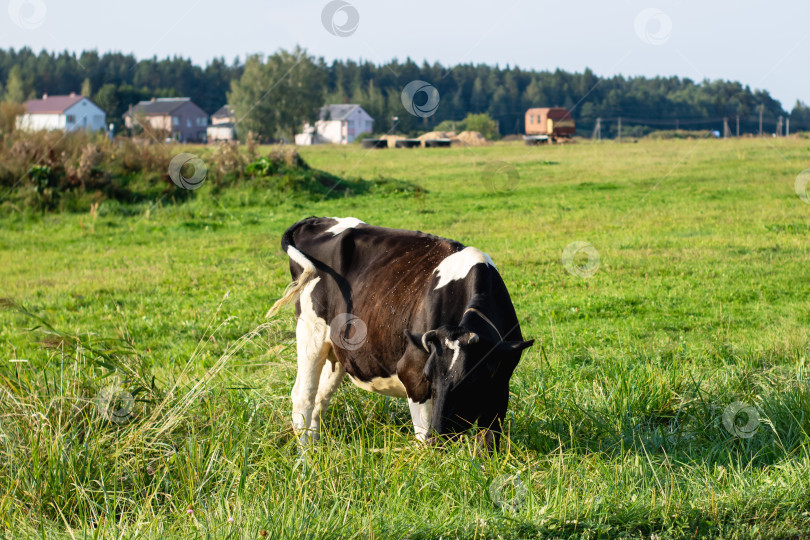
[309,350,346,440]
[291,314,330,446]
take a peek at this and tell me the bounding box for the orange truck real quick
[524,107,575,143]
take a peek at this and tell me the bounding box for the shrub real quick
[463,113,500,140]
[0,102,24,136]
[645,129,715,140]
[353,132,377,143]
[0,132,423,213]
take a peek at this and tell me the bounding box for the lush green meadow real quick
[1,137,810,538]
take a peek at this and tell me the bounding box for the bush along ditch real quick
[0,131,423,214]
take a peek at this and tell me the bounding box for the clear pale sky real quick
[2,0,807,110]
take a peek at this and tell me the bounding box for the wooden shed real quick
[525,108,575,138]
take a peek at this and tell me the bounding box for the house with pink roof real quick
[17,92,107,132]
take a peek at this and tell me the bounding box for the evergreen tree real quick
[470,77,486,113]
[0,45,793,136]
[790,101,810,131]
[523,78,545,108]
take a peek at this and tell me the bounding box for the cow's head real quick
[404,325,533,449]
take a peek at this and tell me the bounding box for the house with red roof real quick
[17,92,107,132]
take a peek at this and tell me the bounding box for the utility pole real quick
[676,118,679,131]
[759,106,763,136]
[723,117,730,139]
[592,118,601,140]
[618,117,622,142]
[787,117,790,137]
[736,115,740,137]
[776,116,783,137]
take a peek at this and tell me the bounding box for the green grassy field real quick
[1,137,810,538]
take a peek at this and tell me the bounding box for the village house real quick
[123,97,208,142]
[207,104,236,142]
[17,93,106,132]
[295,104,374,145]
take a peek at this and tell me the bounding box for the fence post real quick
[759,107,763,136]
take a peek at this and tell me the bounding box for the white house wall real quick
[294,132,313,145]
[317,120,345,144]
[64,100,106,131]
[207,125,234,141]
[18,98,106,132]
[298,106,375,145]
[17,113,64,131]
[344,107,374,143]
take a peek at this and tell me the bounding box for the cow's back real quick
[284,217,463,376]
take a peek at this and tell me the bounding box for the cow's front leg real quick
[292,315,330,446]
[407,398,433,442]
[309,350,346,440]
[397,348,433,443]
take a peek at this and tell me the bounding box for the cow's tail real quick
[266,225,317,318]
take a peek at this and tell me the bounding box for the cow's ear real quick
[496,339,534,354]
[405,330,426,351]
[396,348,431,402]
[487,340,534,379]
[404,329,437,353]
[423,350,440,379]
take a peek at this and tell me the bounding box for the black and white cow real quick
[268,217,533,449]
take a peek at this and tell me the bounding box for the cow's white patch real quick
[408,398,433,442]
[347,373,407,398]
[444,338,461,370]
[327,217,365,235]
[433,247,496,289]
[298,277,324,334]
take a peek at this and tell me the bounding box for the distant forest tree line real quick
[2,46,809,139]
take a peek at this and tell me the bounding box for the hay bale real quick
[380,134,406,148]
[456,131,488,146]
[417,131,456,141]
[417,131,461,147]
